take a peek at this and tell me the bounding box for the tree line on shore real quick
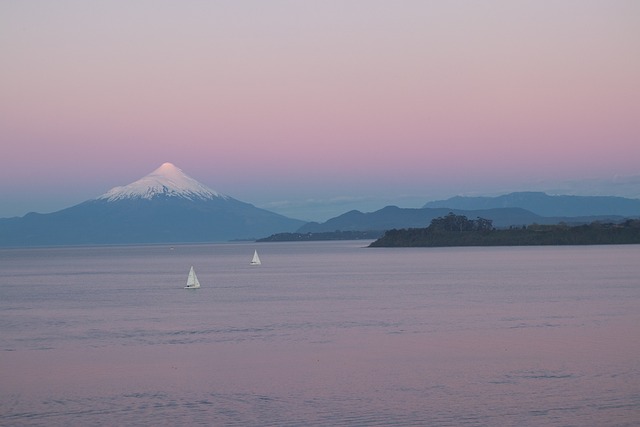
[369,213,640,247]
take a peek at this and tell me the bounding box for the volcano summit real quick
[99,162,226,202]
[0,163,305,246]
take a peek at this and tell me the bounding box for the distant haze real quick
[1,1,639,221]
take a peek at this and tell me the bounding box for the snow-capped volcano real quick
[0,162,306,246]
[98,162,227,202]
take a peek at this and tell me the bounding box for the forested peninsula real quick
[369,213,640,247]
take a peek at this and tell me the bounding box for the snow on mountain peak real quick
[98,163,227,202]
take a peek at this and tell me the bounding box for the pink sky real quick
[1,1,639,220]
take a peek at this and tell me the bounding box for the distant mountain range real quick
[297,205,628,234]
[3,170,640,247]
[294,191,640,235]
[0,163,304,246]
[423,192,640,217]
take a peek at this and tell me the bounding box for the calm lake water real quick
[1,241,639,426]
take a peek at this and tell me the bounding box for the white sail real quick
[184,266,201,289]
[250,250,261,265]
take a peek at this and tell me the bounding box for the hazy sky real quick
[2,1,639,221]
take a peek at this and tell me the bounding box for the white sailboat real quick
[184,266,201,289]
[250,250,261,266]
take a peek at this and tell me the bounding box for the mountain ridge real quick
[423,192,640,217]
[297,205,628,234]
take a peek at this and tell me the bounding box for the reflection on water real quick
[1,242,639,426]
